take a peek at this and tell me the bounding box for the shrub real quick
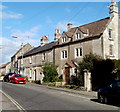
[78,53,117,90]
[42,62,58,82]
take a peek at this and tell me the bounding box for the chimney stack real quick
[54,29,61,41]
[67,23,72,31]
[41,36,48,46]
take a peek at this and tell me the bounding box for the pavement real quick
[27,83,97,98]
[0,91,19,111]
[45,85,97,98]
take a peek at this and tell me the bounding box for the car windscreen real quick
[112,81,120,88]
[6,73,14,76]
[15,74,23,77]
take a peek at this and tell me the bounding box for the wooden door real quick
[65,67,70,84]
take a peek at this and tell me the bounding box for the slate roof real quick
[19,17,110,58]
[64,17,110,38]
[11,43,32,58]
[20,42,56,58]
[0,62,11,69]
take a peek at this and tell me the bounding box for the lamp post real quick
[12,36,24,76]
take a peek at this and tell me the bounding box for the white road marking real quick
[0,90,27,112]
[3,82,119,110]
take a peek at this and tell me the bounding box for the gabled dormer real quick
[74,29,82,40]
[73,27,89,41]
[59,32,71,44]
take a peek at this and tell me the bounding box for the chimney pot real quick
[67,23,72,31]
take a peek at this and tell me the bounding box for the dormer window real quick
[62,37,67,43]
[75,33,81,39]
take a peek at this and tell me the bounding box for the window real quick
[42,53,45,60]
[75,33,81,39]
[62,37,67,43]
[61,50,67,59]
[108,29,112,39]
[30,69,32,78]
[75,47,83,57]
[21,59,23,65]
[74,68,77,74]
[109,44,113,56]
[29,56,32,64]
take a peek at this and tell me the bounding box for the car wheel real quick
[99,94,104,103]
[99,95,108,104]
[104,96,108,104]
[9,80,12,83]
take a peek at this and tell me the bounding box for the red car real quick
[10,74,26,84]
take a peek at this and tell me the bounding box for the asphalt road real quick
[2,82,120,111]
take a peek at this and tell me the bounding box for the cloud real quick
[0,11,23,19]
[56,21,68,31]
[0,37,19,64]
[5,26,12,30]
[0,36,40,64]
[0,25,41,64]
[0,5,23,19]
[65,8,71,13]
[11,25,41,39]
[0,5,7,10]
[55,21,81,31]
[46,16,53,24]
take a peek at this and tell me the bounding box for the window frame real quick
[29,56,32,64]
[75,47,83,58]
[108,29,112,39]
[61,50,68,59]
[109,44,114,56]
[62,37,67,43]
[75,33,81,39]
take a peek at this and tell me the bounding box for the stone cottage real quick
[18,1,119,88]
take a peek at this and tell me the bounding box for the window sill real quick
[108,38,114,41]
[75,56,83,58]
[109,55,115,58]
[61,58,68,60]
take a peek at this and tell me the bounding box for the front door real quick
[34,69,37,81]
[65,67,70,84]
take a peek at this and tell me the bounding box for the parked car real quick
[3,73,14,82]
[10,74,26,84]
[98,80,120,104]
[0,75,5,82]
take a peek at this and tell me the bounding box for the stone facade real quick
[18,42,56,83]
[17,1,119,86]
[118,18,120,59]
[11,43,33,74]
[0,62,11,75]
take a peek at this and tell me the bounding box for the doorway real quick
[65,67,70,84]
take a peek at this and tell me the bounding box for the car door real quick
[110,81,120,100]
[10,74,15,82]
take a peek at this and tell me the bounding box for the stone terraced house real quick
[11,43,33,74]
[18,1,119,88]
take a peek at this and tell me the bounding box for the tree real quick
[78,53,116,90]
[42,62,58,82]
[78,53,102,86]
[113,59,120,80]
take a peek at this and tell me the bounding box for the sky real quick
[0,1,119,65]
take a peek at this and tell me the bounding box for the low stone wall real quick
[55,82,66,86]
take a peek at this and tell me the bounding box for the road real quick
[1,82,120,111]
